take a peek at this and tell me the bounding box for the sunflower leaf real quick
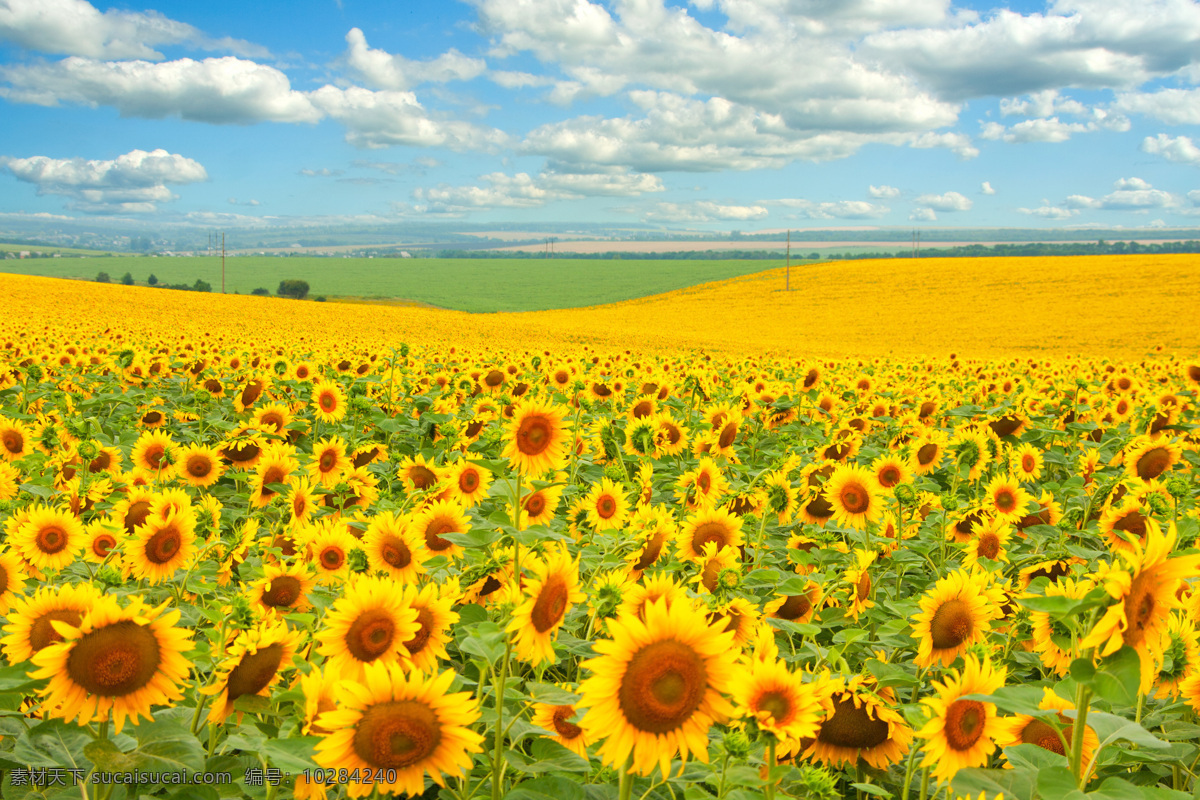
[1089,646,1141,707]
[962,685,1050,717]
[950,766,1036,800]
[260,737,320,772]
[1072,711,1171,750]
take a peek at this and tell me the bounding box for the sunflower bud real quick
[603,464,625,482]
[796,765,839,800]
[1146,492,1170,516]
[96,564,124,588]
[941,494,960,512]
[723,729,752,759]
[348,547,370,574]
[350,395,372,414]
[894,484,916,504]
[399,343,410,357]
[717,567,741,592]
[1166,477,1190,500]
[76,440,99,462]
[229,595,256,629]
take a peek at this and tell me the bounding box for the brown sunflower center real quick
[65,620,161,697]
[758,690,793,724]
[319,452,338,472]
[930,599,974,650]
[596,495,617,519]
[1123,574,1155,648]
[186,455,212,478]
[775,594,812,621]
[262,576,302,608]
[517,415,553,456]
[320,546,345,571]
[424,519,455,551]
[976,533,1001,560]
[531,576,569,633]
[1022,455,1036,474]
[1136,448,1172,481]
[1020,718,1068,755]
[345,608,397,662]
[618,639,708,734]
[718,423,737,449]
[551,706,583,739]
[856,573,872,601]
[143,444,166,470]
[916,443,938,466]
[994,489,1017,513]
[1,430,23,454]
[352,700,442,769]
[225,643,285,705]
[818,696,891,749]
[459,470,479,493]
[805,495,834,520]
[145,525,182,564]
[943,699,986,751]
[30,609,84,652]
[1113,511,1147,541]
[89,451,112,473]
[380,535,412,569]
[36,525,68,554]
[409,466,436,489]
[691,521,732,553]
[404,606,434,655]
[525,492,547,517]
[840,482,870,514]
[319,392,336,411]
[878,466,900,488]
[633,528,668,571]
[123,500,152,533]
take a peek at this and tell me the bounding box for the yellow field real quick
[6,254,1195,359]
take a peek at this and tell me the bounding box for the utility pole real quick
[916,230,921,258]
[785,229,790,291]
[221,232,226,293]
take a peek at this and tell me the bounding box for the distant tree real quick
[147,273,158,286]
[278,279,310,299]
[121,272,134,285]
[251,287,270,296]
[95,271,111,283]
[193,279,212,293]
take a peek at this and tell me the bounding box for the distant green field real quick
[0,255,812,312]
[0,243,116,256]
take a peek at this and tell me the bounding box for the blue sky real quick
[2,0,1200,230]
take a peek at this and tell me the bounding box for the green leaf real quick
[963,685,1051,717]
[1004,743,1069,772]
[1035,765,1078,799]
[261,737,320,771]
[851,783,893,798]
[12,719,93,770]
[526,682,582,705]
[129,717,206,774]
[506,776,587,800]
[504,738,591,775]
[83,738,132,772]
[1078,711,1171,750]
[765,618,819,638]
[459,621,508,664]
[1089,647,1141,707]
[950,766,1037,800]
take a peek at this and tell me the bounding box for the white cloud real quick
[0,0,264,60]
[410,166,663,213]
[642,201,769,223]
[868,184,900,199]
[908,131,979,159]
[0,56,321,123]
[914,190,972,211]
[776,198,890,219]
[1064,177,1180,210]
[1017,205,1077,219]
[489,70,556,89]
[1117,88,1200,124]
[909,207,937,221]
[300,167,344,177]
[343,28,486,90]
[981,181,995,194]
[0,148,207,212]
[980,116,1090,143]
[307,85,508,151]
[1000,89,1086,117]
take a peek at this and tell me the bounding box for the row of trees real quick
[94,273,311,299]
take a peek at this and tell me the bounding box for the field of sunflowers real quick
[0,264,1197,800]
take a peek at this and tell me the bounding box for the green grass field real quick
[0,243,116,256]
[0,255,810,312]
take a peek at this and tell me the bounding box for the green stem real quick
[491,638,513,800]
[918,767,931,800]
[618,754,635,800]
[1071,683,1093,788]
[764,738,777,800]
[716,751,730,799]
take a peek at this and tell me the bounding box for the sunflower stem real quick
[618,754,635,800]
[1070,682,1093,789]
[764,737,777,800]
[900,729,920,800]
[491,637,513,800]
[917,766,930,800]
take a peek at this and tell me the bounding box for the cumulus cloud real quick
[411,166,662,213]
[343,28,486,90]
[909,207,937,221]
[300,167,344,177]
[1017,205,1077,219]
[914,190,972,212]
[1064,177,1180,210]
[981,181,995,194]
[1117,88,1200,124]
[642,201,769,223]
[868,184,900,199]
[776,198,890,219]
[1142,133,1200,165]
[999,89,1086,117]
[908,130,979,159]
[0,56,320,123]
[488,70,556,89]
[308,86,508,151]
[0,148,207,212]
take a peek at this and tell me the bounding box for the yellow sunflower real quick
[311,379,347,423]
[315,575,421,683]
[363,511,428,583]
[30,595,193,733]
[627,506,677,573]
[503,399,569,476]
[288,477,319,527]
[993,687,1098,771]
[1098,498,1150,553]
[909,432,946,475]
[983,474,1032,523]
[916,653,1007,781]
[127,509,196,585]
[520,480,566,527]
[396,453,444,494]
[911,570,998,668]
[305,522,358,584]
[397,583,459,674]
[1030,578,1091,676]
[961,517,1012,571]
[1155,614,1198,699]
[250,561,316,615]
[0,549,28,615]
[584,477,630,532]
[843,549,877,620]
[0,417,32,461]
[1124,435,1182,482]
[0,582,100,664]
[578,597,739,777]
[871,454,911,491]
[12,504,84,571]
[250,447,299,508]
[1080,520,1200,693]
[308,435,348,487]
[532,701,590,758]
[202,618,301,722]
[765,581,824,625]
[446,460,492,507]
[130,429,176,478]
[1010,442,1044,482]
[802,674,911,769]
[314,662,484,798]
[508,545,585,666]
[676,506,745,563]
[731,657,824,742]
[0,462,20,501]
[176,443,224,488]
[409,498,470,560]
[824,465,882,530]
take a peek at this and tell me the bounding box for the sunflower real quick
[911,570,999,668]
[695,541,741,594]
[509,545,585,666]
[707,596,760,651]
[843,549,876,620]
[983,474,1032,523]
[871,454,911,491]
[675,457,728,510]
[86,444,123,476]
[314,663,484,798]
[130,429,176,478]
[1015,490,1063,532]
[578,597,739,777]
[0,549,29,615]
[1099,498,1151,553]
[30,595,192,733]
[250,447,299,509]
[446,460,492,507]
[398,583,459,674]
[251,402,292,436]
[1155,614,1198,698]
[764,581,823,625]
[909,432,946,475]
[176,443,224,488]
[503,399,569,476]
[732,658,824,742]
[350,442,388,469]
[363,511,428,583]
[12,504,84,571]
[315,575,421,683]
[584,477,630,532]
[127,509,196,585]
[1124,435,1182,482]
[308,435,348,487]
[219,431,266,470]
[654,413,689,457]
[288,477,319,527]
[0,582,100,665]
[916,653,1007,781]
[532,701,590,758]
[1080,520,1200,693]
[0,462,20,501]
[1010,442,1044,482]
[803,674,911,769]
[202,618,301,722]
[251,561,317,615]
[311,379,347,423]
[624,416,659,458]
[824,465,882,530]
[762,471,797,524]
[676,506,744,563]
[410,498,470,560]
[993,687,1097,770]
[306,522,358,584]
[0,417,32,461]
[627,506,677,573]
[961,517,1012,571]
[396,453,444,494]
[234,376,271,413]
[520,481,566,527]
